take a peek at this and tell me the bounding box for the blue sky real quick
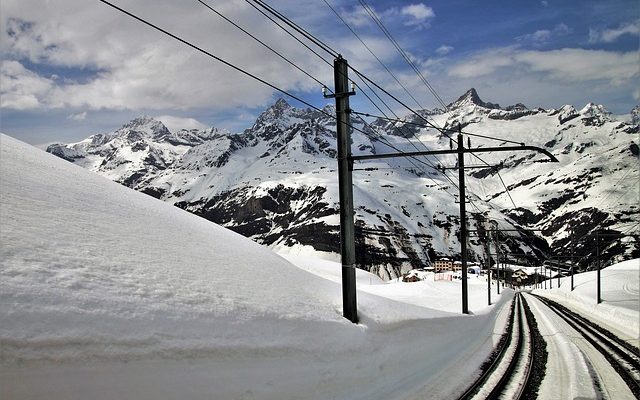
[1,0,638,145]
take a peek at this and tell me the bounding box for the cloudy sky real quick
[1,0,638,145]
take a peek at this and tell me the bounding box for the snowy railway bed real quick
[458,293,542,400]
[529,294,640,398]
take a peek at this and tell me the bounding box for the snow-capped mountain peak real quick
[447,88,501,110]
[46,90,640,277]
[119,116,171,139]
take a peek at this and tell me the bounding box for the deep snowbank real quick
[1,134,512,399]
[533,259,639,342]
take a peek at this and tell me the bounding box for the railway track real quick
[458,293,539,400]
[531,294,640,398]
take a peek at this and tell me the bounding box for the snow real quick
[1,133,638,399]
[533,259,640,343]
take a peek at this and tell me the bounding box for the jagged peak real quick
[579,102,610,117]
[273,97,291,108]
[630,105,640,126]
[122,115,162,129]
[447,88,500,110]
[119,116,170,139]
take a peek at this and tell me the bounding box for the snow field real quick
[2,133,637,399]
[1,134,512,399]
[533,259,639,343]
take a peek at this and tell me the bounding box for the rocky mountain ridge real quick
[47,89,639,278]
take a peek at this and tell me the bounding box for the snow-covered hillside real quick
[1,134,638,398]
[380,89,639,268]
[46,89,639,277]
[1,133,512,399]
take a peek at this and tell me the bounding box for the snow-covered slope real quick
[1,133,513,399]
[46,90,639,277]
[2,134,637,398]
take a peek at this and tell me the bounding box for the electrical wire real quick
[196,0,332,92]
[243,0,333,67]
[320,0,480,206]
[249,0,337,58]
[357,0,449,111]
[322,0,425,110]
[351,0,520,209]
[99,0,521,241]
[96,0,332,118]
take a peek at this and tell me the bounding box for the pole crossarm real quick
[351,145,559,163]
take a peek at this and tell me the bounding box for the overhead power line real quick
[249,0,337,58]
[196,0,331,92]
[96,0,328,117]
[243,0,333,67]
[100,0,520,225]
[357,0,449,111]
[322,0,425,111]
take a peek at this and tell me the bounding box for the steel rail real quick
[458,293,535,399]
[533,294,640,397]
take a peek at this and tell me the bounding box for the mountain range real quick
[47,89,639,279]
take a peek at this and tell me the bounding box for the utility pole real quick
[486,228,492,306]
[350,124,557,315]
[327,55,357,323]
[596,233,601,304]
[495,230,500,295]
[570,229,575,291]
[458,130,469,314]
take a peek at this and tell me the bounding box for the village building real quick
[434,258,453,272]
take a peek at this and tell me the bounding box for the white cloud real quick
[589,20,640,43]
[0,60,54,109]
[400,4,435,21]
[0,0,332,112]
[341,3,435,29]
[448,48,516,78]
[155,115,208,132]
[399,4,435,27]
[341,6,374,28]
[514,49,639,85]
[67,111,87,121]
[516,23,570,44]
[436,45,454,55]
[449,47,639,87]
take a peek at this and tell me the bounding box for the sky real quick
[0,0,638,146]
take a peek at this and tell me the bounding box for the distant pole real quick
[495,230,500,295]
[570,230,575,291]
[571,266,574,291]
[544,265,547,289]
[487,269,491,305]
[487,228,492,305]
[332,56,357,323]
[458,129,469,314]
[597,233,601,304]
